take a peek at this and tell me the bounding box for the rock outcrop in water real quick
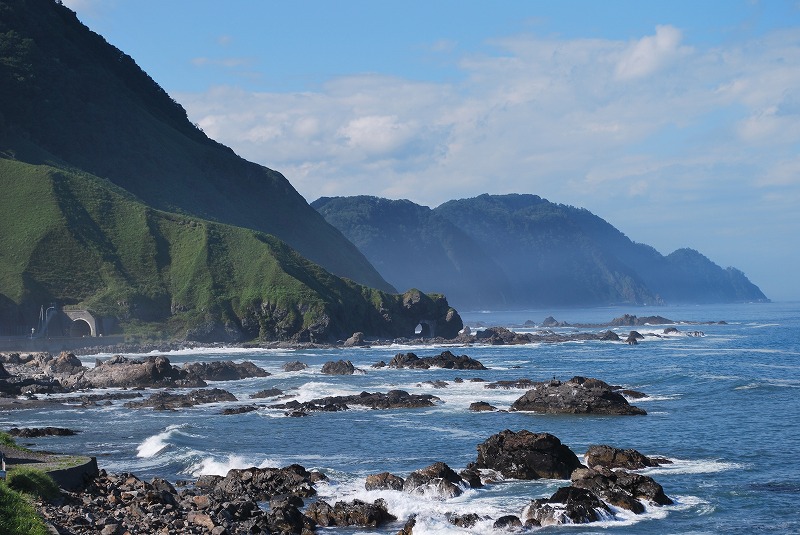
[270,390,440,414]
[124,388,237,410]
[585,444,671,470]
[510,376,647,415]
[470,429,584,480]
[384,350,487,370]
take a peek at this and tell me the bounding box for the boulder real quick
[471,429,583,480]
[599,330,620,341]
[364,472,404,491]
[86,355,204,388]
[585,445,666,470]
[474,326,529,345]
[321,359,358,375]
[343,332,366,347]
[447,512,483,528]
[283,361,308,372]
[47,352,84,374]
[522,486,612,526]
[485,378,535,389]
[510,376,647,415]
[493,515,523,530]
[0,363,9,379]
[403,462,466,498]
[571,466,673,513]
[469,401,497,412]
[124,388,237,410]
[270,390,439,412]
[306,498,396,528]
[182,361,269,381]
[250,388,284,399]
[211,464,318,502]
[388,350,486,370]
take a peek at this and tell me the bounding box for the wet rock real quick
[475,326,530,345]
[124,388,237,410]
[585,444,667,470]
[447,512,483,528]
[212,464,319,502]
[220,405,259,415]
[8,426,77,437]
[403,462,465,498]
[469,401,497,411]
[182,361,269,381]
[387,350,487,370]
[283,361,308,372]
[397,515,416,535]
[365,472,405,491]
[510,376,647,415]
[471,429,583,480]
[306,498,396,528]
[270,390,439,412]
[46,352,85,374]
[599,330,621,341]
[523,486,612,526]
[571,467,673,512]
[493,515,523,530]
[250,388,284,399]
[86,355,204,388]
[321,359,359,375]
[485,378,535,389]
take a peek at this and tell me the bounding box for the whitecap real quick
[640,458,745,476]
[136,423,190,458]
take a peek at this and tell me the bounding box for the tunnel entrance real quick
[69,319,92,337]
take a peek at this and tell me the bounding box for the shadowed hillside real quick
[0,0,392,293]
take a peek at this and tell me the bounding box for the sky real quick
[64,0,800,301]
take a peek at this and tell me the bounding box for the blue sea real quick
[3,302,799,534]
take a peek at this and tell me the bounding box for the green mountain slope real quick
[0,159,461,341]
[312,196,514,310]
[0,0,393,293]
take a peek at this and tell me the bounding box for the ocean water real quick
[3,302,799,534]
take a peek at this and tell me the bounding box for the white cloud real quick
[614,25,690,80]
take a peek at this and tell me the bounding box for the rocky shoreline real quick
[19,429,675,534]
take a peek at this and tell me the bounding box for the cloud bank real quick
[176,25,800,299]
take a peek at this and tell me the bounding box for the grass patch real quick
[0,431,30,452]
[0,483,50,535]
[6,468,61,502]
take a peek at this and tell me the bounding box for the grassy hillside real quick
[0,0,393,293]
[0,159,461,341]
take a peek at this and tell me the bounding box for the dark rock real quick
[585,445,665,470]
[571,466,673,513]
[250,388,284,399]
[447,512,483,528]
[403,462,465,498]
[0,363,9,379]
[485,378,535,389]
[541,316,561,327]
[599,330,620,341]
[388,350,486,370]
[86,355,204,388]
[182,361,269,381]
[211,464,318,502]
[220,405,259,415]
[625,330,644,344]
[371,361,386,368]
[474,327,529,345]
[510,376,647,415]
[523,486,612,526]
[459,468,483,489]
[365,472,405,491]
[493,515,523,530]
[472,429,583,480]
[421,380,448,389]
[47,352,85,374]
[620,389,647,399]
[663,327,679,334]
[8,426,77,437]
[270,390,439,412]
[321,359,358,375]
[124,388,237,410]
[397,514,416,535]
[469,401,497,412]
[283,361,308,372]
[306,498,396,528]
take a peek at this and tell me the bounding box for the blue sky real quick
[66,0,800,301]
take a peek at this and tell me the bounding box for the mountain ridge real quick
[314,193,768,309]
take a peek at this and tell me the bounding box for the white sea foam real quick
[187,454,256,476]
[640,458,745,476]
